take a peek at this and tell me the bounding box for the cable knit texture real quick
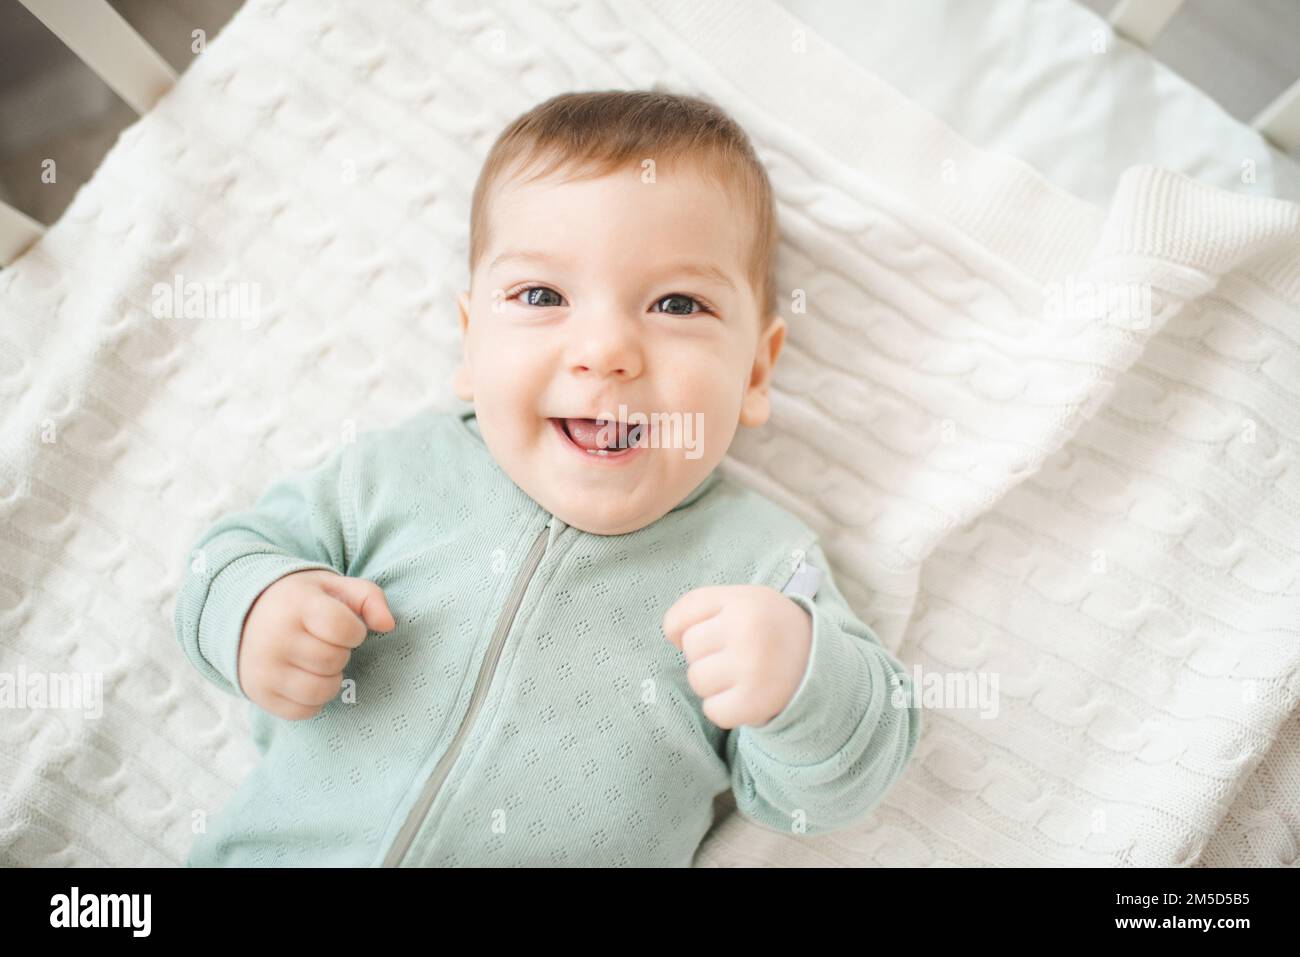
[0,0,1297,866]
[172,409,920,865]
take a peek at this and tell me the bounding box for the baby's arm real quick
[172,443,388,709]
[724,543,922,836]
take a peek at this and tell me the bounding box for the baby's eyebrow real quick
[489,249,565,270]
[490,250,736,292]
[658,261,736,292]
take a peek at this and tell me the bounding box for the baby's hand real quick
[662,585,812,730]
[237,569,396,720]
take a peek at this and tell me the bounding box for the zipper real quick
[381,518,553,867]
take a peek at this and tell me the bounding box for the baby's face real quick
[454,160,785,535]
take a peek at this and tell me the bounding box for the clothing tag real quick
[781,559,823,600]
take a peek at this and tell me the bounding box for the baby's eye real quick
[511,286,565,307]
[652,294,711,316]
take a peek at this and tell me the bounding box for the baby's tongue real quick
[565,418,618,451]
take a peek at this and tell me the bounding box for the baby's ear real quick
[452,289,473,401]
[456,289,471,336]
[739,314,786,427]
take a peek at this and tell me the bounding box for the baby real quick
[173,90,921,867]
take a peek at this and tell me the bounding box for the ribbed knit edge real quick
[1099,166,1300,301]
[745,590,851,740]
[193,552,339,700]
[627,0,1300,301]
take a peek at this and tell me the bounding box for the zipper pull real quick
[547,514,568,544]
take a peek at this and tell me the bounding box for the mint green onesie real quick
[173,408,921,866]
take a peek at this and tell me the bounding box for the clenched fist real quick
[662,584,813,730]
[237,569,396,720]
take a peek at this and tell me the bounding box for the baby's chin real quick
[550,504,667,536]
[532,480,681,535]
[524,458,702,535]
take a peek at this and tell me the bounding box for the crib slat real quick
[0,200,44,267]
[1252,78,1300,154]
[1108,0,1187,48]
[17,0,177,115]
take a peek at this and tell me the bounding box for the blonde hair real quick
[468,89,779,324]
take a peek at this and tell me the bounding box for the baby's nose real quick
[566,319,643,378]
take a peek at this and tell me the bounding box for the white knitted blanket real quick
[1,0,1297,867]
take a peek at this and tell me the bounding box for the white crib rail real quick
[1252,78,1300,155]
[0,0,176,266]
[0,200,44,267]
[1108,0,1187,48]
[19,0,176,113]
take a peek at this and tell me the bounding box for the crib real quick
[1,0,1298,868]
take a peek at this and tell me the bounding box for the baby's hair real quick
[468,89,779,325]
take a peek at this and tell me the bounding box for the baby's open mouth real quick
[551,417,644,456]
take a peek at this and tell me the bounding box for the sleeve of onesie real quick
[171,442,358,701]
[725,541,922,836]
